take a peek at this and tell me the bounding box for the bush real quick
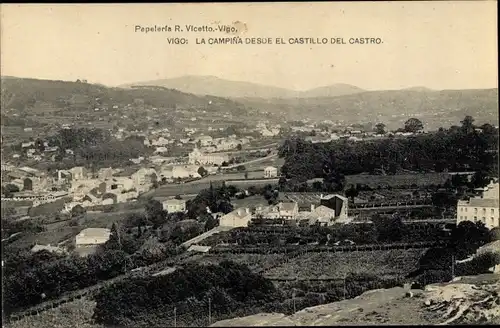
[93,261,282,326]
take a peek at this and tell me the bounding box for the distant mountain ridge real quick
[119,75,367,99]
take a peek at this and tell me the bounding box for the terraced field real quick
[264,249,426,279]
[6,298,101,328]
[183,253,285,272]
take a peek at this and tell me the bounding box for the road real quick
[220,153,278,170]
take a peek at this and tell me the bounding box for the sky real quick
[1,2,497,91]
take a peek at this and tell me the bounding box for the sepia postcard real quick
[1,2,499,327]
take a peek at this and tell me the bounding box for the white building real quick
[256,202,299,220]
[75,228,111,247]
[457,182,499,229]
[188,148,229,166]
[172,165,201,179]
[154,146,169,154]
[319,194,350,223]
[219,208,252,228]
[457,194,500,229]
[196,135,213,147]
[31,244,66,255]
[162,198,187,213]
[131,168,158,186]
[151,136,169,147]
[264,166,278,178]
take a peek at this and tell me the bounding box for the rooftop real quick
[279,202,298,212]
[77,228,111,238]
[313,205,336,218]
[458,198,499,208]
[223,207,251,220]
[164,198,186,205]
[31,244,65,254]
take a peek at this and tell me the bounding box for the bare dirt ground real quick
[7,274,498,328]
[212,273,500,326]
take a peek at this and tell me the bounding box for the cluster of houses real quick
[10,140,65,161]
[218,194,351,228]
[255,122,281,137]
[188,148,229,166]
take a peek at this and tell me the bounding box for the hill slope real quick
[0,76,246,114]
[120,75,298,98]
[297,83,365,98]
[119,75,366,99]
[238,88,499,129]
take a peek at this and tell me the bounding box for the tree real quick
[236,165,246,172]
[175,195,182,200]
[3,184,20,197]
[70,205,86,218]
[34,138,45,152]
[198,166,208,177]
[470,170,490,189]
[218,201,234,214]
[236,144,242,151]
[204,216,219,231]
[460,115,475,134]
[404,118,424,133]
[145,199,166,228]
[23,178,33,191]
[345,185,359,202]
[372,214,405,242]
[244,172,249,179]
[374,123,386,135]
[451,221,491,259]
[105,222,121,250]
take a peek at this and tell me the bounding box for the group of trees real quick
[278,117,498,182]
[92,261,282,327]
[409,221,498,285]
[2,248,131,315]
[185,182,235,220]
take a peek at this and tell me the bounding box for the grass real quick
[6,227,81,250]
[146,176,279,198]
[345,173,451,188]
[5,298,102,328]
[264,249,426,279]
[184,253,284,272]
[28,198,72,217]
[79,208,145,229]
[232,195,269,208]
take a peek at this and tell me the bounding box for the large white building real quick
[188,148,229,166]
[75,228,111,247]
[219,208,252,228]
[457,182,499,229]
[264,166,278,178]
[162,198,187,213]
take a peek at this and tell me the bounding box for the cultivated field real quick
[146,177,279,198]
[345,173,450,188]
[183,253,285,272]
[5,298,102,328]
[264,249,425,279]
[232,195,269,208]
[6,227,81,250]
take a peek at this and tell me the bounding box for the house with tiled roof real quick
[220,208,252,228]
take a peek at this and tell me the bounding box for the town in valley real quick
[1,2,499,328]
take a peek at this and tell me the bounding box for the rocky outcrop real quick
[424,278,500,324]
